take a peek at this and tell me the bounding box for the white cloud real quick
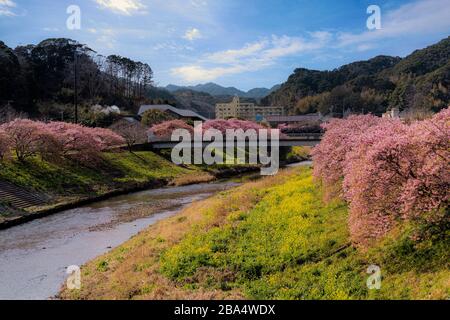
[356,44,374,52]
[0,0,17,16]
[207,41,269,64]
[183,28,202,41]
[95,0,146,15]
[338,0,450,47]
[94,28,119,49]
[189,0,207,8]
[170,65,246,82]
[262,33,329,60]
[0,0,16,6]
[87,26,159,50]
[172,32,332,82]
[152,0,215,25]
[153,41,193,52]
[43,27,59,32]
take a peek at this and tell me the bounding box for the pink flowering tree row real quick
[149,120,194,138]
[202,119,268,133]
[278,123,323,135]
[0,119,125,164]
[312,115,385,201]
[312,109,450,248]
[149,118,270,139]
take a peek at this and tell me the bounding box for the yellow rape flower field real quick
[59,166,450,300]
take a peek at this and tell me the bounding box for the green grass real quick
[286,146,311,163]
[0,151,216,223]
[0,151,200,196]
[59,167,449,300]
[159,168,449,299]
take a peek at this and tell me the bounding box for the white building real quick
[216,96,284,121]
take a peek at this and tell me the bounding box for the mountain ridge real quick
[164,82,280,99]
[263,36,450,115]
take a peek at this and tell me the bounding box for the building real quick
[111,116,141,126]
[382,107,400,119]
[216,96,284,121]
[122,116,141,124]
[138,104,208,122]
[265,113,323,127]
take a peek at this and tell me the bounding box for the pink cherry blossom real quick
[0,127,12,161]
[313,108,449,248]
[311,114,384,201]
[0,119,49,162]
[149,120,194,138]
[202,119,267,133]
[0,119,125,164]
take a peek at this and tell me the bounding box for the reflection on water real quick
[0,180,240,300]
[0,162,311,300]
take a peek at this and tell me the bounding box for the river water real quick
[0,162,311,300]
[0,180,246,300]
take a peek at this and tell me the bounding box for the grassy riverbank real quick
[0,151,227,225]
[0,152,206,193]
[59,167,449,300]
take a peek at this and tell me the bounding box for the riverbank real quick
[0,179,246,300]
[59,166,449,300]
[0,151,259,229]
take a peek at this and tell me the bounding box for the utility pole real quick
[74,51,78,124]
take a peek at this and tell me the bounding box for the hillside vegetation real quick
[263,37,450,115]
[59,167,449,300]
[0,151,214,223]
[165,82,280,99]
[0,38,154,119]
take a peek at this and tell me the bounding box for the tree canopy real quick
[263,37,450,116]
[0,38,154,120]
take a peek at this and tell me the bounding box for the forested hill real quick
[2,36,449,121]
[0,38,245,121]
[0,38,154,121]
[165,83,281,99]
[262,36,450,116]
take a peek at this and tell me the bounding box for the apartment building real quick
[216,96,284,121]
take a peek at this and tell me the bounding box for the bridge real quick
[148,134,322,149]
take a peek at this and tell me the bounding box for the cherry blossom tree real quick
[46,122,99,158]
[313,108,450,248]
[149,120,193,138]
[46,122,124,163]
[110,120,147,152]
[343,112,449,247]
[398,110,449,223]
[311,115,384,201]
[0,119,49,162]
[202,119,266,133]
[0,128,12,162]
[342,119,410,246]
[90,127,125,151]
[0,120,125,164]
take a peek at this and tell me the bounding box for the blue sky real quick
[0,0,449,90]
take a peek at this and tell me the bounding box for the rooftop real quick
[265,114,322,123]
[138,105,208,121]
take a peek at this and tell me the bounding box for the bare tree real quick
[0,103,27,124]
[110,120,147,152]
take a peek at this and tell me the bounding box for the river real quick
[0,179,252,300]
[0,162,311,300]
